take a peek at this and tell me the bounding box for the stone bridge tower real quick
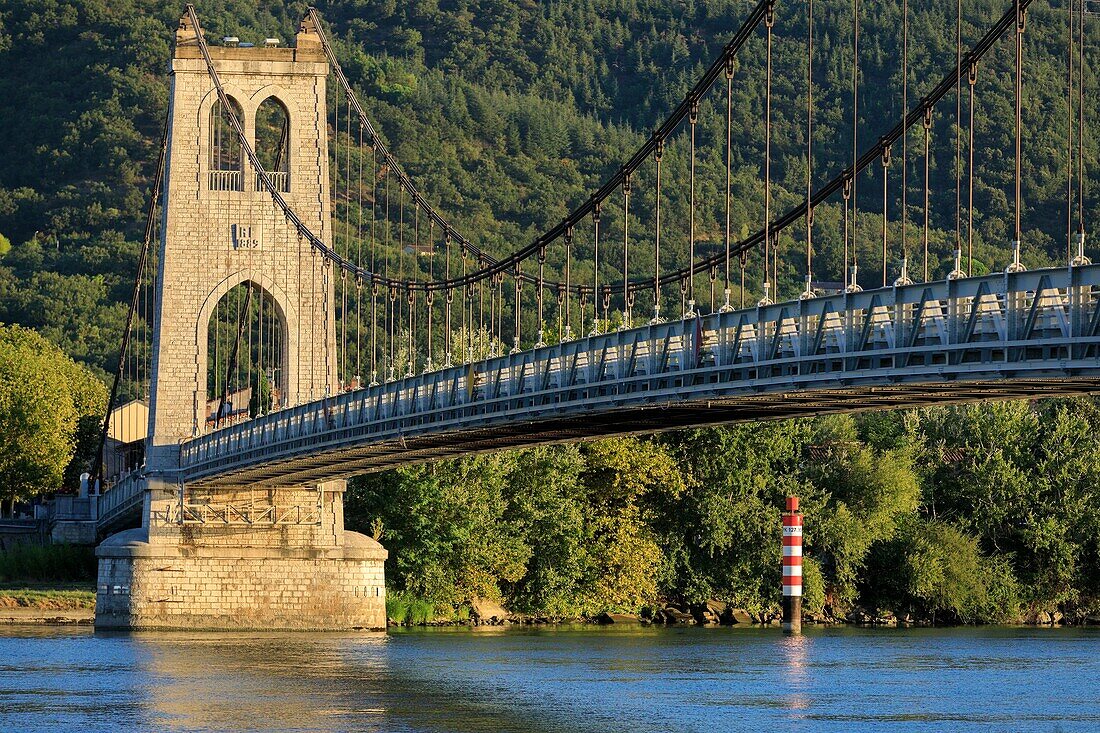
[95,13,387,630]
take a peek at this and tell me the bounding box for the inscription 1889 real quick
[232,224,261,249]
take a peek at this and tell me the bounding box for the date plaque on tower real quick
[232,224,262,249]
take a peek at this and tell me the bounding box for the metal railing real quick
[176,265,1100,485]
[96,473,144,531]
[152,500,320,526]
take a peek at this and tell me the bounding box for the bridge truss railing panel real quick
[189,274,1027,461]
[96,472,145,531]
[178,266,1100,484]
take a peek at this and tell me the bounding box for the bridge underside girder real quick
[193,378,1097,487]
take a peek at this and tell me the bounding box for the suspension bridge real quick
[87,0,1100,629]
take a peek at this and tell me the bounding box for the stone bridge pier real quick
[96,479,387,630]
[94,13,386,630]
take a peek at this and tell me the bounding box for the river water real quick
[0,625,1096,732]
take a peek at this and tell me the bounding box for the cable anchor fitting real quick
[1005,240,1027,273]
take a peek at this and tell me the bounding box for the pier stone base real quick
[94,480,387,630]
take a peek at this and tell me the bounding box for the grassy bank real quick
[386,592,436,625]
[0,587,95,610]
[386,592,474,626]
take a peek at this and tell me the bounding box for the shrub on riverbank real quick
[386,592,435,625]
[861,516,1021,624]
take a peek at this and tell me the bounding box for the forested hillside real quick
[0,0,1098,622]
[1,0,1097,376]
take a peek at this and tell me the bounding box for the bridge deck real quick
[162,266,1100,488]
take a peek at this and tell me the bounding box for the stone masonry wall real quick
[96,531,386,630]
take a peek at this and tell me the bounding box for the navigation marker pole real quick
[782,496,803,634]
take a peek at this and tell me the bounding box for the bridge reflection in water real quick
[177,265,1100,488]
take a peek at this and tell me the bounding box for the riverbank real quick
[387,596,1100,630]
[0,585,95,625]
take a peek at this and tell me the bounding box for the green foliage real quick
[800,556,826,616]
[653,422,802,612]
[579,438,677,613]
[348,453,529,608]
[500,445,591,616]
[386,591,435,625]
[351,438,674,616]
[808,424,922,605]
[350,399,1100,623]
[913,400,1098,609]
[0,324,107,502]
[0,543,97,583]
[863,516,1020,624]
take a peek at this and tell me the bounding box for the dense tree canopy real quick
[351,402,1100,623]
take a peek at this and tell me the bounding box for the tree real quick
[347,452,529,610]
[0,324,106,512]
[655,422,808,613]
[804,415,922,609]
[500,445,591,616]
[580,438,682,613]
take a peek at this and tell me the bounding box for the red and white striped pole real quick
[782,496,803,634]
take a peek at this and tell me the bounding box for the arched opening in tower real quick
[209,96,244,191]
[205,281,286,430]
[256,97,290,192]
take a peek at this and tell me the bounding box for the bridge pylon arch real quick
[95,12,386,631]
